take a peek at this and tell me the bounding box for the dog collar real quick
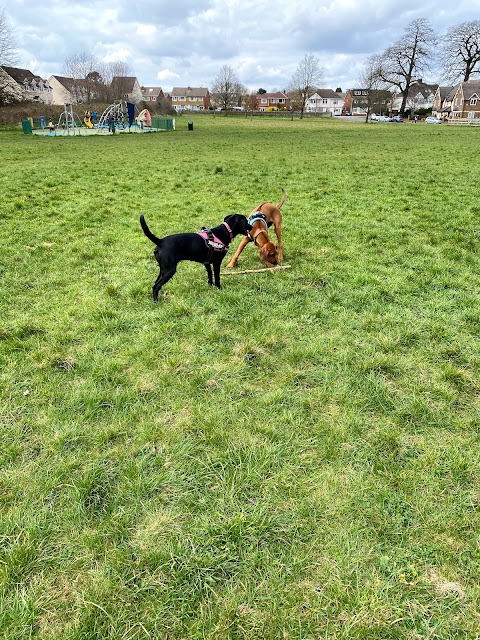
[222,221,233,240]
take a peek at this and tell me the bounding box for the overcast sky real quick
[5,0,480,92]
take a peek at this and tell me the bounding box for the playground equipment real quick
[136,108,151,128]
[57,103,83,134]
[28,99,174,136]
[84,110,94,128]
[98,100,129,130]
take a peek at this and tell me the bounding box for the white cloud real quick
[101,47,133,63]
[136,24,157,38]
[5,0,480,91]
[156,68,180,82]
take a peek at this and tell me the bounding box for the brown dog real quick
[226,189,286,268]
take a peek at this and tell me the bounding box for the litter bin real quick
[22,118,32,135]
[188,120,193,131]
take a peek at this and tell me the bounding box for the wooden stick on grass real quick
[221,264,291,275]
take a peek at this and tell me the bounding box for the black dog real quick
[140,214,252,301]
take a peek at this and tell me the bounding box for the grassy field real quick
[0,115,479,639]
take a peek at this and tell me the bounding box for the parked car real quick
[392,115,404,122]
[425,116,442,124]
[371,114,392,122]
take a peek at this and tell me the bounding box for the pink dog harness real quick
[197,221,233,263]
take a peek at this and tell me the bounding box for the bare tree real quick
[0,7,18,65]
[63,52,99,102]
[360,55,385,122]
[62,54,132,103]
[377,18,436,116]
[107,60,131,79]
[288,53,323,118]
[440,20,480,83]
[211,64,245,110]
[0,8,20,104]
[108,60,133,101]
[246,93,258,110]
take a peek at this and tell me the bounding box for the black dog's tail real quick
[140,215,162,246]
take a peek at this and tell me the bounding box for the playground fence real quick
[151,117,175,131]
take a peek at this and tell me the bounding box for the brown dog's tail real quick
[277,188,287,210]
[140,215,163,246]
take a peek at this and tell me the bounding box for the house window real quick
[323,100,327,104]
[172,96,177,101]
[354,90,361,95]
[470,98,477,105]
[468,111,475,119]
[261,98,267,104]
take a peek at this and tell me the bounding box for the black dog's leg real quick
[152,266,177,301]
[212,259,222,289]
[205,264,214,286]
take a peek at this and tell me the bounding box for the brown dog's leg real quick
[270,212,283,262]
[226,235,251,269]
[274,220,283,262]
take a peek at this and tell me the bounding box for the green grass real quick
[0,115,479,639]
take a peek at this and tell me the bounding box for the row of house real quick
[338,81,480,120]
[432,81,480,120]
[1,65,479,120]
[0,67,212,112]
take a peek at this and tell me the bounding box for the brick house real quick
[343,88,391,115]
[306,89,343,115]
[0,66,53,104]
[170,87,210,111]
[449,80,480,119]
[432,85,456,119]
[255,92,289,111]
[343,88,368,114]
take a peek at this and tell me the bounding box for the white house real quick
[48,75,82,105]
[307,89,343,115]
[0,66,52,104]
[391,81,437,115]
